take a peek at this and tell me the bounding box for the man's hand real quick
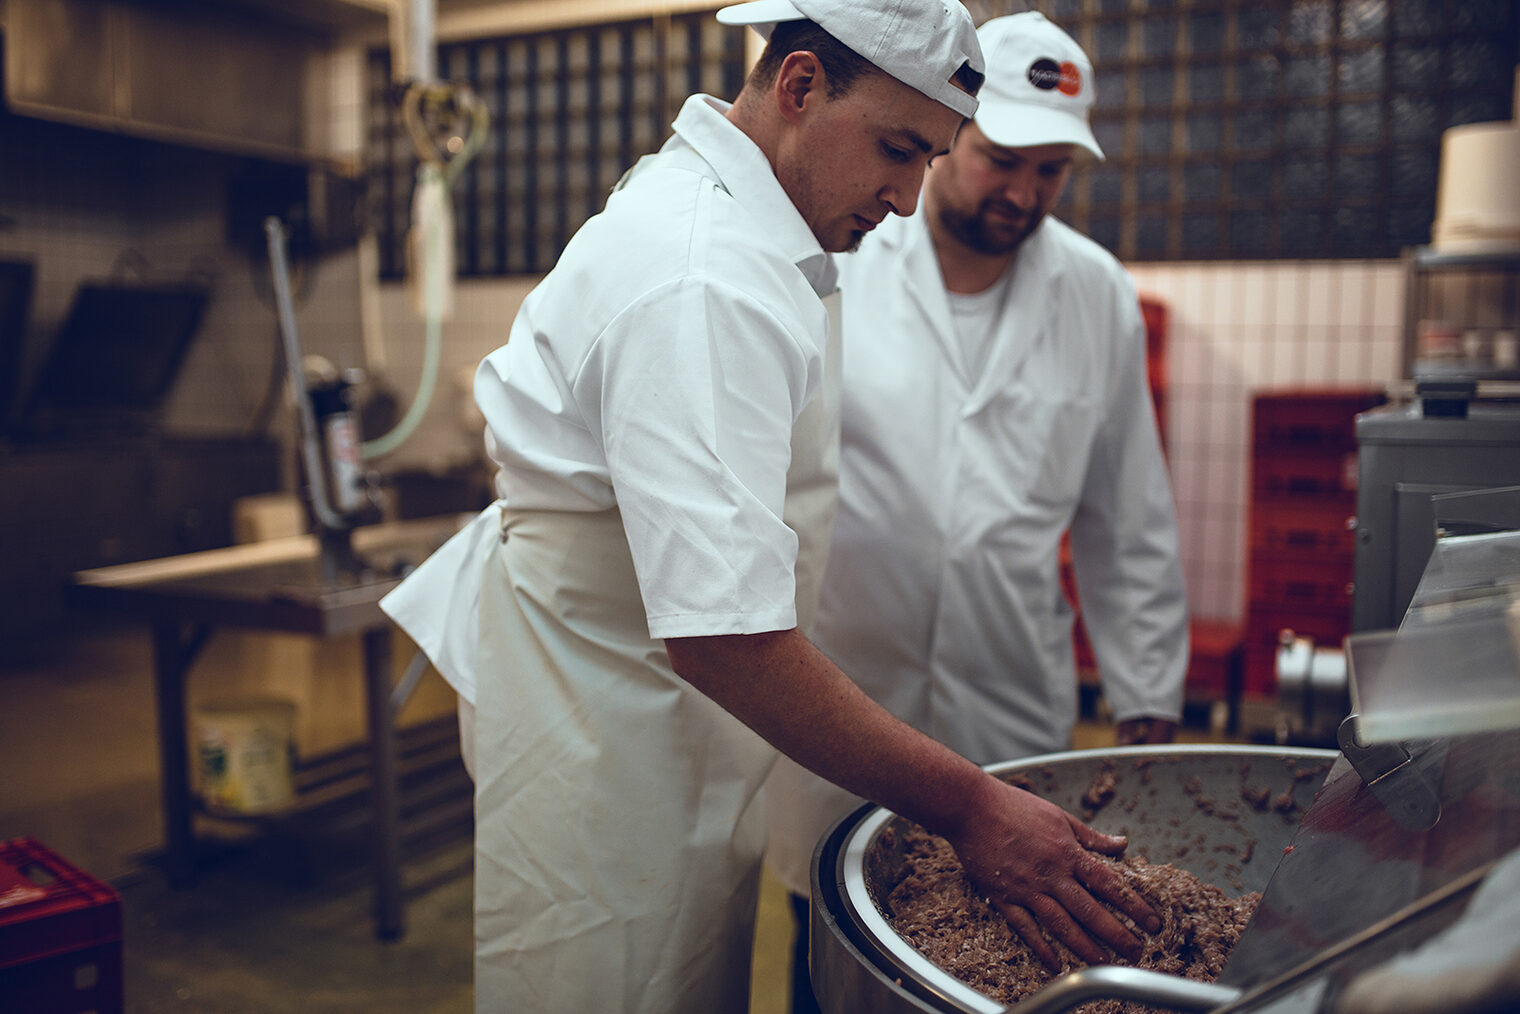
[1116,717,1178,745]
[947,778,1161,970]
[665,630,1163,970]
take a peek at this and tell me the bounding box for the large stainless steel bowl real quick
[810,744,1339,1014]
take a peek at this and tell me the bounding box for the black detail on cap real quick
[1028,58,1062,90]
[954,60,985,96]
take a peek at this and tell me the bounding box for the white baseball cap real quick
[974,12,1103,159]
[716,0,984,119]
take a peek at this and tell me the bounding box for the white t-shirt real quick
[946,273,1012,380]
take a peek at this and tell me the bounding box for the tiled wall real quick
[3,56,1411,633]
[1127,261,1406,622]
[368,262,1410,628]
[334,10,1415,631]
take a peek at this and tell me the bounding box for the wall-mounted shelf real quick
[2,0,385,167]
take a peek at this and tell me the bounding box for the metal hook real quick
[400,80,490,182]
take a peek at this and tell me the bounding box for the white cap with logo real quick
[974,11,1103,159]
[716,0,984,119]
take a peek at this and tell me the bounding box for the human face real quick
[776,67,965,254]
[928,123,1074,256]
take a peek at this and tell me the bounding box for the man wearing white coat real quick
[767,13,1190,1011]
[382,3,1166,1012]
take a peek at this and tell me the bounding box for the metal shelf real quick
[1401,245,1520,381]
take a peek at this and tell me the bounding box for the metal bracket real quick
[1336,715,1443,831]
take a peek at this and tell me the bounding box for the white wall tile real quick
[1335,329,1374,384]
[1124,259,1392,626]
[1238,325,1271,382]
[1209,268,1235,327]
[1174,323,1206,385]
[1369,329,1404,381]
[1303,264,1334,326]
[1371,262,1405,328]
[1129,264,1160,293]
[1175,267,1208,325]
[1336,262,1368,329]
[1238,263,1268,330]
[1173,384,1204,436]
[1221,399,1249,460]
[1205,333,1237,387]
[1257,264,1285,329]
[1263,327,1300,387]
[1274,264,1304,327]
[1301,324,1336,382]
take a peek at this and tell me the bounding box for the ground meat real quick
[1081,761,1119,816]
[881,824,1257,1013]
[1241,785,1273,811]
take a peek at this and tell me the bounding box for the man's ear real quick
[774,50,826,125]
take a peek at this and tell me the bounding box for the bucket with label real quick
[193,698,297,815]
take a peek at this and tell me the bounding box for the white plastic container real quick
[194,698,298,815]
[1431,70,1520,254]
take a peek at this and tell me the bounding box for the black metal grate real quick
[972,0,1518,261]
[367,2,1516,272]
[366,11,746,279]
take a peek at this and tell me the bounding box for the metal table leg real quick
[151,619,211,887]
[362,624,404,940]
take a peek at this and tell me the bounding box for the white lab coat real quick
[766,209,1188,896]
[383,95,841,1011]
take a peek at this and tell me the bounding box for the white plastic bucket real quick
[194,698,297,815]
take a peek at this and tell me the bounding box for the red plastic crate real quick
[0,837,123,1014]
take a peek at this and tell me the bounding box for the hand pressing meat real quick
[882,822,1258,1013]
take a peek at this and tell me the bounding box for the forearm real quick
[667,626,1160,965]
[665,627,993,841]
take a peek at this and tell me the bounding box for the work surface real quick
[70,515,469,635]
[67,514,471,940]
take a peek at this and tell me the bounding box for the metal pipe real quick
[1001,967,1242,1014]
[409,0,437,83]
[264,218,346,533]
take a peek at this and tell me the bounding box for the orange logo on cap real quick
[1057,61,1081,96]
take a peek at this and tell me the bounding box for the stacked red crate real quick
[1243,389,1386,703]
[0,837,123,1014]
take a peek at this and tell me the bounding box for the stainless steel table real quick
[70,516,465,940]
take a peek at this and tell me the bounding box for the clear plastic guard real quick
[1347,529,1520,742]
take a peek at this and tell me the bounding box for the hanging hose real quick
[359,80,489,460]
[359,158,447,459]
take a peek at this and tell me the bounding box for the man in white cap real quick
[384,2,1163,1011]
[766,12,1190,1011]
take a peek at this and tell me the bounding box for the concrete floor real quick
[0,619,802,1013]
[0,618,1235,1013]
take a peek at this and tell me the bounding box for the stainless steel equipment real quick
[812,724,1520,1014]
[811,745,1337,1014]
[1352,398,1520,634]
[266,217,384,577]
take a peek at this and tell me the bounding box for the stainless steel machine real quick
[1352,397,1520,635]
[811,526,1520,1013]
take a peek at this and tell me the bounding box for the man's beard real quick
[939,198,1043,256]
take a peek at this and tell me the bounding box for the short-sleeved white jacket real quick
[381,94,839,702]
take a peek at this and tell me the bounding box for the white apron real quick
[470,294,841,1013]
